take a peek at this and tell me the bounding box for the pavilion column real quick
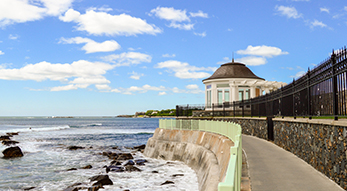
[250,86,256,99]
[230,83,238,102]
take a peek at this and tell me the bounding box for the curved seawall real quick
[144,128,234,191]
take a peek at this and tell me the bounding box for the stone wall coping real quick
[190,116,347,127]
[273,117,347,127]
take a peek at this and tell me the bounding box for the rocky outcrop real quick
[2,146,24,158]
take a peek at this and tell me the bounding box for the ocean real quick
[0,117,198,191]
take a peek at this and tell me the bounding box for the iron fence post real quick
[307,68,312,119]
[332,50,338,120]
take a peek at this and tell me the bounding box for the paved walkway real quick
[242,135,344,191]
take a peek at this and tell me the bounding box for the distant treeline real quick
[144,109,176,116]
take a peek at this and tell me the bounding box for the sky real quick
[0,0,347,116]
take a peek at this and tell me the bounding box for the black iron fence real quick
[177,47,347,120]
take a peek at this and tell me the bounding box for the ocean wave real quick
[0,125,71,134]
[70,123,103,128]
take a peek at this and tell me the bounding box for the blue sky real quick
[0,0,346,116]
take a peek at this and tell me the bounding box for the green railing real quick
[159,119,242,191]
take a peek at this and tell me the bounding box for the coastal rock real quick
[0,135,10,141]
[88,185,103,191]
[122,160,135,166]
[133,144,146,150]
[110,160,121,165]
[2,140,19,146]
[91,175,113,186]
[63,187,78,191]
[67,168,78,171]
[125,165,141,172]
[117,153,133,160]
[102,151,118,159]
[152,170,159,173]
[23,187,35,190]
[82,165,93,169]
[6,132,19,136]
[135,159,147,165]
[2,146,24,158]
[68,146,85,150]
[106,165,124,173]
[161,180,174,185]
[172,174,184,177]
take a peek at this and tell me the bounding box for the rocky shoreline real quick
[1,134,189,191]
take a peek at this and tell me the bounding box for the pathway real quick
[242,134,344,191]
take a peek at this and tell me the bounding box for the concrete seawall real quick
[144,128,234,191]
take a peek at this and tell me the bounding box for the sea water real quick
[0,117,198,191]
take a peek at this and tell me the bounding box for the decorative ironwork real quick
[176,47,347,120]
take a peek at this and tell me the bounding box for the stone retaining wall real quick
[204,117,347,190]
[144,128,233,191]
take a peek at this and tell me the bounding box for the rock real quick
[82,165,93,169]
[2,140,19,146]
[2,146,23,158]
[89,175,109,182]
[112,146,119,149]
[133,144,146,150]
[172,174,184,177]
[161,180,174,185]
[0,135,10,141]
[122,160,135,166]
[106,165,124,173]
[152,170,159,173]
[23,187,35,190]
[110,160,121,165]
[125,165,141,172]
[63,187,78,191]
[135,159,147,165]
[88,185,103,191]
[67,168,78,171]
[68,146,85,150]
[6,132,19,136]
[102,151,118,159]
[92,175,113,186]
[117,153,133,160]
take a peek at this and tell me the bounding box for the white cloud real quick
[150,7,190,22]
[162,53,176,58]
[168,22,194,30]
[237,45,288,58]
[310,20,328,28]
[114,84,167,95]
[150,7,208,31]
[60,9,162,36]
[129,71,144,80]
[111,84,203,95]
[0,50,4,55]
[190,10,208,18]
[0,0,73,27]
[59,37,121,54]
[290,71,306,79]
[194,32,206,37]
[9,34,19,40]
[320,7,330,13]
[0,60,115,91]
[275,5,302,19]
[95,84,111,90]
[237,56,267,66]
[101,52,152,67]
[155,60,216,79]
